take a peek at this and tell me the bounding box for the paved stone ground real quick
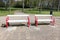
[0,12,60,40]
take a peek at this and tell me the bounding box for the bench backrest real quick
[6,15,29,20]
[35,15,52,16]
[35,14,52,19]
[7,15,29,17]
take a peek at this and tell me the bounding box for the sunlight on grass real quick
[24,9,60,16]
[53,11,60,16]
[0,10,14,16]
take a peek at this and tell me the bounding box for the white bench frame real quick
[35,14,55,27]
[6,15,30,28]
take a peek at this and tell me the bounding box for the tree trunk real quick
[58,0,60,11]
[22,0,24,12]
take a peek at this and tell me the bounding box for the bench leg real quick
[52,18,55,26]
[27,17,30,27]
[6,16,9,28]
[35,16,38,27]
[50,18,55,26]
[35,20,38,27]
[6,22,8,28]
[27,22,30,27]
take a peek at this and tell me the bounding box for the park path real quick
[0,11,60,40]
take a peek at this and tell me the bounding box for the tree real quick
[57,0,60,11]
[22,0,24,11]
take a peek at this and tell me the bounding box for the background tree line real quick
[0,0,60,11]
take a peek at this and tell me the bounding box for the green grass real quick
[0,8,23,16]
[0,10,14,16]
[0,8,60,16]
[23,9,60,16]
[53,11,60,16]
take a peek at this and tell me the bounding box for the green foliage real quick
[0,0,60,10]
[14,1,23,8]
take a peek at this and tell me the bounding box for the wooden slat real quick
[8,20,28,22]
[35,15,52,16]
[7,15,29,17]
[38,19,52,21]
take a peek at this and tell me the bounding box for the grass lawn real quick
[0,8,21,16]
[0,10,14,16]
[0,8,23,16]
[0,8,60,16]
[24,9,60,16]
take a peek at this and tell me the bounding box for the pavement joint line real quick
[6,27,17,32]
[29,26,40,31]
[26,29,30,39]
[48,25,56,28]
[26,34,30,39]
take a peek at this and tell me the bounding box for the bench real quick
[35,15,55,27]
[6,15,30,28]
